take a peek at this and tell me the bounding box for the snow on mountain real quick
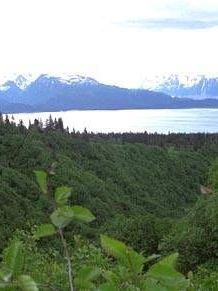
[47,74,99,86]
[0,85,10,91]
[0,73,101,106]
[1,72,218,108]
[0,73,99,92]
[142,74,204,90]
[2,73,218,113]
[14,74,37,90]
[0,74,38,90]
[142,74,218,99]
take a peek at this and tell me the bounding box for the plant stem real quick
[59,228,74,291]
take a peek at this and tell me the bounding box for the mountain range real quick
[142,74,218,99]
[1,73,218,113]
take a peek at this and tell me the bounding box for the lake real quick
[8,108,218,133]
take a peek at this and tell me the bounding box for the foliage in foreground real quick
[0,170,190,290]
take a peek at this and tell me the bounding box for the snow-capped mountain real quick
[0,73,100,105]
[1,73,218,113]
[0,74,38,90]
[0,73,98,91]
[45,74,99,86]
[142,74,218,99]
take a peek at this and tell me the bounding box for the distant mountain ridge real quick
[142,74,218,99]
[1,73,218,113]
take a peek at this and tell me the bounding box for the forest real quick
[0,113,218,290]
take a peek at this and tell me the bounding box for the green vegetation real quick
[0,170,190,290]
[0,116,218,289]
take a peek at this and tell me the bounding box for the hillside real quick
[0,118,217,244]
[1,118,218,289]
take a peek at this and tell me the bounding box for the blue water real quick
[9,108,218,133]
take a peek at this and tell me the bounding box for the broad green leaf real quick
[34,171,47,194]
[4,240,23,276]
[75,266,101,290]
[158,253,178,267]
[76,266,101,281]
[101,235,129,259]
[142,278,168,291]
[101,235,145,273]
[127,249,146,273]
[102,270,120,285]
[34,224,56,239]
[55,186,71,206]
[50,205,95,228]
[71,206,95,223]
[18,275,38,291]
[146,253,189,290]
[50,206,74,228]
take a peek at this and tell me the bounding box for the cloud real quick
[127,17,218,30]
[124,6,218,31]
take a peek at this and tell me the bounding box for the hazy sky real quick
[1,0,218,87]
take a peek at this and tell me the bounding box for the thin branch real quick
[59,228,74,291]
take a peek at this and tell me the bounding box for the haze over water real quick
[8,108,218,134]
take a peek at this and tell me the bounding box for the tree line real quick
[1,112,218,148]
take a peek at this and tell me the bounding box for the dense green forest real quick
[0,114,218,290]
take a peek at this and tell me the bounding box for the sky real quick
[0,0,218,88]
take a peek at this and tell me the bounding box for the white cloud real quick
[0,0,217,88]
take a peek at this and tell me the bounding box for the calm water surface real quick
[8,108,218,133]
